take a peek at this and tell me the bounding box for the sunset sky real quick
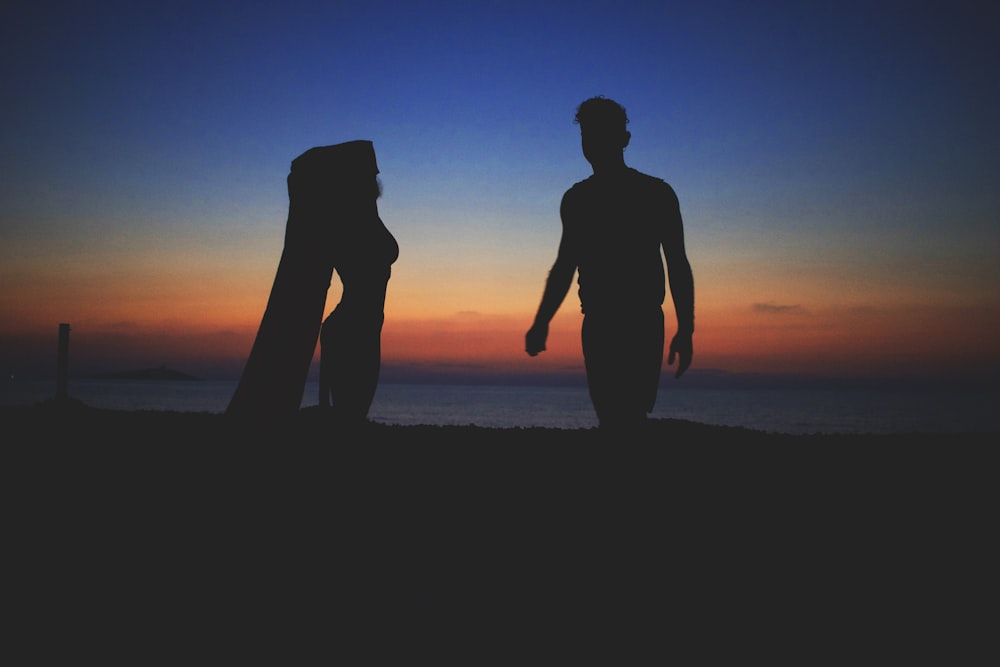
[2,1,998,387]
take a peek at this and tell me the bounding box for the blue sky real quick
[2,1,998,383]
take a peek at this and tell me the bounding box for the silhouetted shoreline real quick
[5,399,996,652]
[1,398,993,445]
[86,366,204,381]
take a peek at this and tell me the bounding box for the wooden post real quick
[56,323,70,402]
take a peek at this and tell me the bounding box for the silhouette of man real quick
[525,96,694,429]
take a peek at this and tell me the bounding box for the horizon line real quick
[10,366,997,392]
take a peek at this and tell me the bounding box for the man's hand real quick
[525,323,549,356]
[667,332,692,378]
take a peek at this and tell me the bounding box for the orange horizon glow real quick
[4,206,999,382]
[8,296,995,382]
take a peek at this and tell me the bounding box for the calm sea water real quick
[2,378,997,435]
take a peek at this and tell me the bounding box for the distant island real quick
[92,366,203,381]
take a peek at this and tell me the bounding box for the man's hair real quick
[574,96,629,131]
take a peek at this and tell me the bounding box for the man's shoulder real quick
[629,169,680,207]
[565,175,595,194]
[562,168,677,206]
[561,178,592,208]
[569,168,673,188]
[628,168,674,191]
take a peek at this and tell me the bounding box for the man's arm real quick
[526,194,578,356]
[525,254,575,356]
[662,186,694,377]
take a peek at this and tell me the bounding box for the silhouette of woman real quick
[226,140,396,422]
[317,142,399,423]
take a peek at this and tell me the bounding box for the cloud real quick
[103,320,143,331]
[752,302,807,315]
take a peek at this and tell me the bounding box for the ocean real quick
[2,377,997,435]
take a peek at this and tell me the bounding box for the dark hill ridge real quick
[92,365,203,381]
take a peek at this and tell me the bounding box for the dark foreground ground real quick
[4,400,998,660]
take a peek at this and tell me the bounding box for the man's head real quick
[575,96,630,169]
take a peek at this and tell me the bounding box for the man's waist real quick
[579,297,664,314]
